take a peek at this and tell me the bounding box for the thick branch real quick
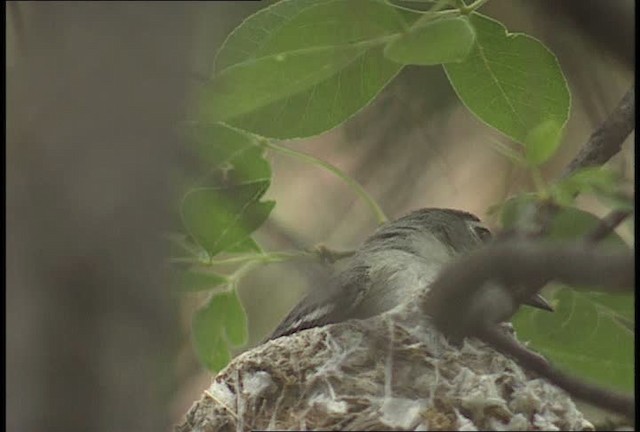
[562,86,635,178]
[422,241,634,338]
[422,240,634,421]
[585,209,632,242]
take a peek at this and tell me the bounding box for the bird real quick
[269,207,551,340]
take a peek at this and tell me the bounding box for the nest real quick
[177,306,594,431]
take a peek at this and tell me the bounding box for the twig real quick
[517,85,635,238]
[585,209,632,242]
[264,140,388,225]
[515,86,635,240]
[562,86,635,178]
[476,324,635,421]
[312,245,356,264]
[204,389,239,421]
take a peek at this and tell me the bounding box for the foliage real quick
[173,0,633,399]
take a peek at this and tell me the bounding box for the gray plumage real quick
[269,208,490,340]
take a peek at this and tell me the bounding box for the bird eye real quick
[473,226,492,242]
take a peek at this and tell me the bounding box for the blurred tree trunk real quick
[7,3,194,431]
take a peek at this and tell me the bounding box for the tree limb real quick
[562,86,635,178]
[422,241,634,338]
[422,240,634,421]
[585,209,632,242]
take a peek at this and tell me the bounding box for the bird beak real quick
[523,293,554,312]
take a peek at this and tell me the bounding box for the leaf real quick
[181,182,275,257]
[224,290,249,346]
[192,290,248,372]
[500,197,630,248]
[214,0,328,71]
[503,199,634,391]
[384,16,476,65]
[513,287,634,392]
[180,124,274,257]
[226,237,262,254]
[224,46,402,138]
[551,167,634,211]
[236,0,406,60]
[175,268,228,293]
[187,124,271,184]
[187,124,257,168]
[445,13,570,154]
[166,232,210,262]
[499,193,540,231]
[199,0,407,138]
[547,206,629,248]
[201,45,371,122]
[524,119,564,165]
[488,138,527,166]
[551,167,618,205]
[595,193,635,213]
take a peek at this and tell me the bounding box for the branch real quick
[476,324,635,421]
[428,84,636,420]
[562,86,635,178]
[422,241,634,339]
[510,86,635,241]
[422,240,635,421]
[585,209,632,242]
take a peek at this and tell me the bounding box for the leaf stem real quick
[383,0,454,15]
[209,250,310,267]
[466,0,490,12]
[383,0,430,14]
[456,0,489,14]
[264,140,388,224]
[226,250,315,285]
[531,167,549,197]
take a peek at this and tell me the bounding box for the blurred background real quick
[6,1,633,431]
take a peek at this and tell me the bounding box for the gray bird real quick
[269,208,551,340]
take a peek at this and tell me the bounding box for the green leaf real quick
[502,197,633,393]
[552,167,618,201]
[499,193,539,231]
[180,124,274,257]
[187,124,259,169]
[238,0,406,60]
[500,197,630,248]
[524,119,564,165]
[175,268,228,293]
[181,182,275,257]
[201,45,371,122]
[200,0,407,138]
[186,124,272,193]
[547,206,629,248]
[551,167,633,211]
[214,0,328,71]
[192,290,248,372]
[445,13,570,152]
[226,237,262,254]
[166,232,210,262]
[595,193,635,213]
[384,17,476,65]
[224,46,402,138]
[488,138,527,166]
[513,287,634,392]
[224,290,249,346]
